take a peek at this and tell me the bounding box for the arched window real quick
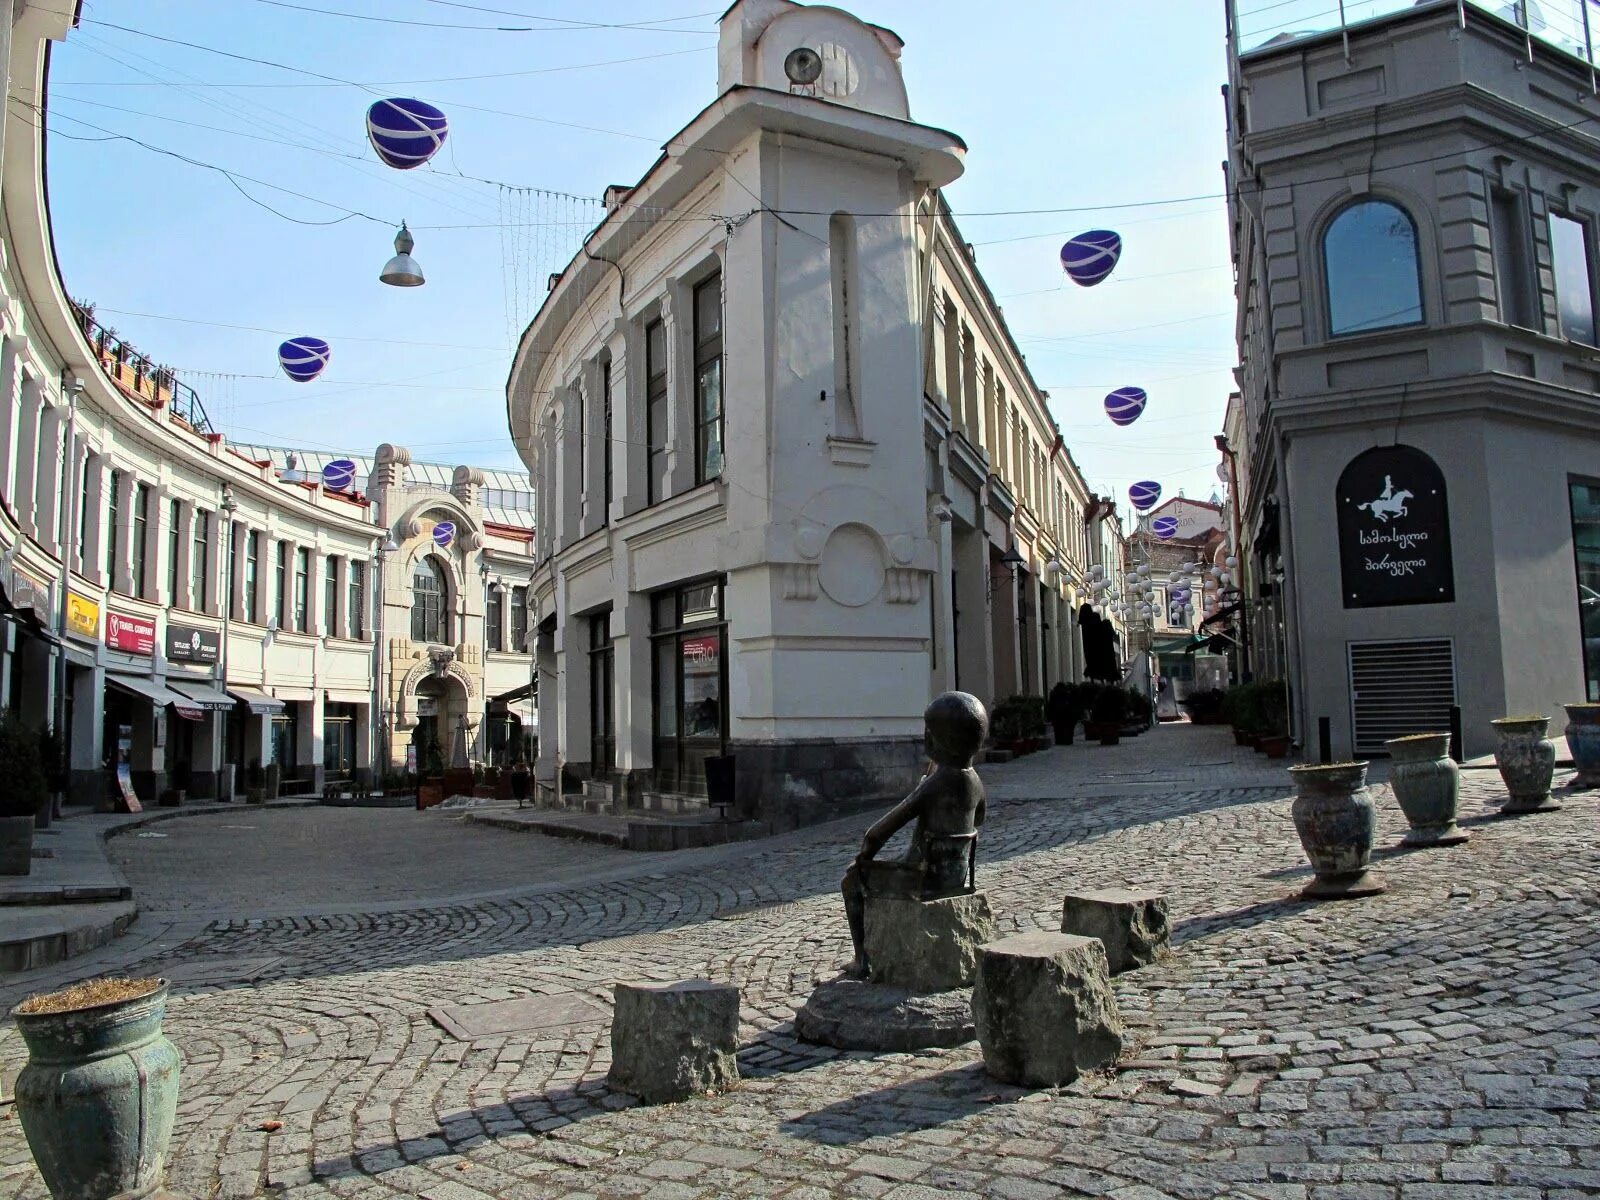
[1324,199,1424,336]
[411,556,451,644]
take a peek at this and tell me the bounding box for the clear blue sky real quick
[44,1,1246,515]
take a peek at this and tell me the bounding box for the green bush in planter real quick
[0,713,49,818]
[1258,679,1290,738]
[1125,687,1153,728]
[991,695,1046,744]
[1089,686,1129,727]
[1183,688,1225,721]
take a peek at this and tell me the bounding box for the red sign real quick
[105,610,156,656]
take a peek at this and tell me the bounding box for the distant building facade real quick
[508,0,1123,824]
[1226,0,1600,757]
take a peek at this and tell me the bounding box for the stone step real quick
[582,779,613,802]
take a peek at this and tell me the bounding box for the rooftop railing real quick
[1232,0,1600,68]
[69,300,214,436]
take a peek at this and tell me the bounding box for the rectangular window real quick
[275,540,289,628]
[601,359,613,523]
[486,584,504,652]
[191,509,210,613]
[510,585,528,653]
[646,317,669,505]
[694,274,724,483]
[78,454,92,573]
[244,531,260,625]
[576,378,586,496]
[228,523,240,619]
[651,577,726,796]
[1492,191,1535,328]
[294,547,309,632]
[349,560,366,639]
[167,498,182,605]
[1551,212,1596,344]
[324,555,338,637]
[1573,478,1600,702]
[131,483,150,597]
[106,470,122,583]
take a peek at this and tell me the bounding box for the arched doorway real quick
[410,674,469,773]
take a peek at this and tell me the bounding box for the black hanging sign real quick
[166,622,221,665]
[1337,444,1455,608]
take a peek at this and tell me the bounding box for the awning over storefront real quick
[272,686,314,702]
[1201,601,1241,629]
[322,688,371,706]
[490,682,536,726]
[107,673,203,721]
[167,680,235,711]
[227,686,285,715]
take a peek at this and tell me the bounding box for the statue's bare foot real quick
[841,957,869,980]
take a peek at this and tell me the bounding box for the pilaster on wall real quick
[34,401,64,555]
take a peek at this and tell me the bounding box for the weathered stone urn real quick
[1563,703,1600,788]
[11,981,180,1200]
[1383,733,1467,848]
[1492,716,1560,815]
[1288,761,1385,899]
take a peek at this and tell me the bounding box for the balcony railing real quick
[69,300,214,435]
[1232,0,1600,66]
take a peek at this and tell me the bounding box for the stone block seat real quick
[1059,888,1170,973]
[973,932,1124,1087]
[864,890,995,993]
[605,979,739,1105]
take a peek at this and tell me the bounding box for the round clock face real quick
[817,42,859,98]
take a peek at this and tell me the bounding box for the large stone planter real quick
[1384,733,1467,848]
[0,813,34,875]
[1288,761,1384,900]
[12,980,181,1200]
[1563,703,1600,788]
[1492,716,1559,815]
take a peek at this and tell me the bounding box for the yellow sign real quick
[65,591,100,641]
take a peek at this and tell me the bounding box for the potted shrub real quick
[1045,681,1085,746]
[1384,732,1467,847]
[1087,686,1128,746]
[1491,715,1559,814]
[1288,760,1384,899]
[1256,681,1291,758]
[1182,688,1225,725]
[1,713,47,875]
[1562,702,1600,788]
[11,977,180,1200]
[1122,687,1152,736]
[990,695,1045,755]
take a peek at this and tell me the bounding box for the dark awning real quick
[1201,601,1241,628]
[107,673,203,721]
[491,682,534,704]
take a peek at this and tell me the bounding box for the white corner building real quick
[507,0,1125,824]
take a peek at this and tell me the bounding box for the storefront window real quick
[652,577,726,795]
[1573,479,1600,701]
[590,613,614,775]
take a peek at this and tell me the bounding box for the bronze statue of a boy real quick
[842,691,988,977]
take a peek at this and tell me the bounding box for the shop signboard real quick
[682,633,720,675]
[166,622,221,665]
[1337,445,1455,608]
[66,590,100,640]
[12,569,53,625]
[105,609,157,656]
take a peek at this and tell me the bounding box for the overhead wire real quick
[248,0,719,34]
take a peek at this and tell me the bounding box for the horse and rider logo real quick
[1358,475,1413,524]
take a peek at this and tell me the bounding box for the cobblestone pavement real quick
[3,725,1597,1200]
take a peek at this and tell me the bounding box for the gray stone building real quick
[1226,0,1600,758]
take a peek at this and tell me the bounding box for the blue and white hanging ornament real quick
[278,337,331,383]
[432,521,456,549]
[1105,386,1147,426]
[366,98,449,170]
[1152,515,1179,539]
[1128,480,1162,511]
[321,458,357,491]
[1059,229,1122,286]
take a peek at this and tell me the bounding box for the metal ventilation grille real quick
[1348,638,1457,755]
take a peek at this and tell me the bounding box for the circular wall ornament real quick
[432,521,456,549]
[795,526,825,560]
[817,523,885,608]
[889,533,915,565]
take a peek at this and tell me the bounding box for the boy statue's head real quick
[924,691,988,766]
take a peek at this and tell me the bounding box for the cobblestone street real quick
[3,725,1597,1200]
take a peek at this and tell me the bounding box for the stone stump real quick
[972,932,1124,1087]
[1059,888,1170,973]
[606,980,739,1104]
[864,892,994,993]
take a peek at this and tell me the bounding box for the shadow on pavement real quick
[778,1062,995,1143]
